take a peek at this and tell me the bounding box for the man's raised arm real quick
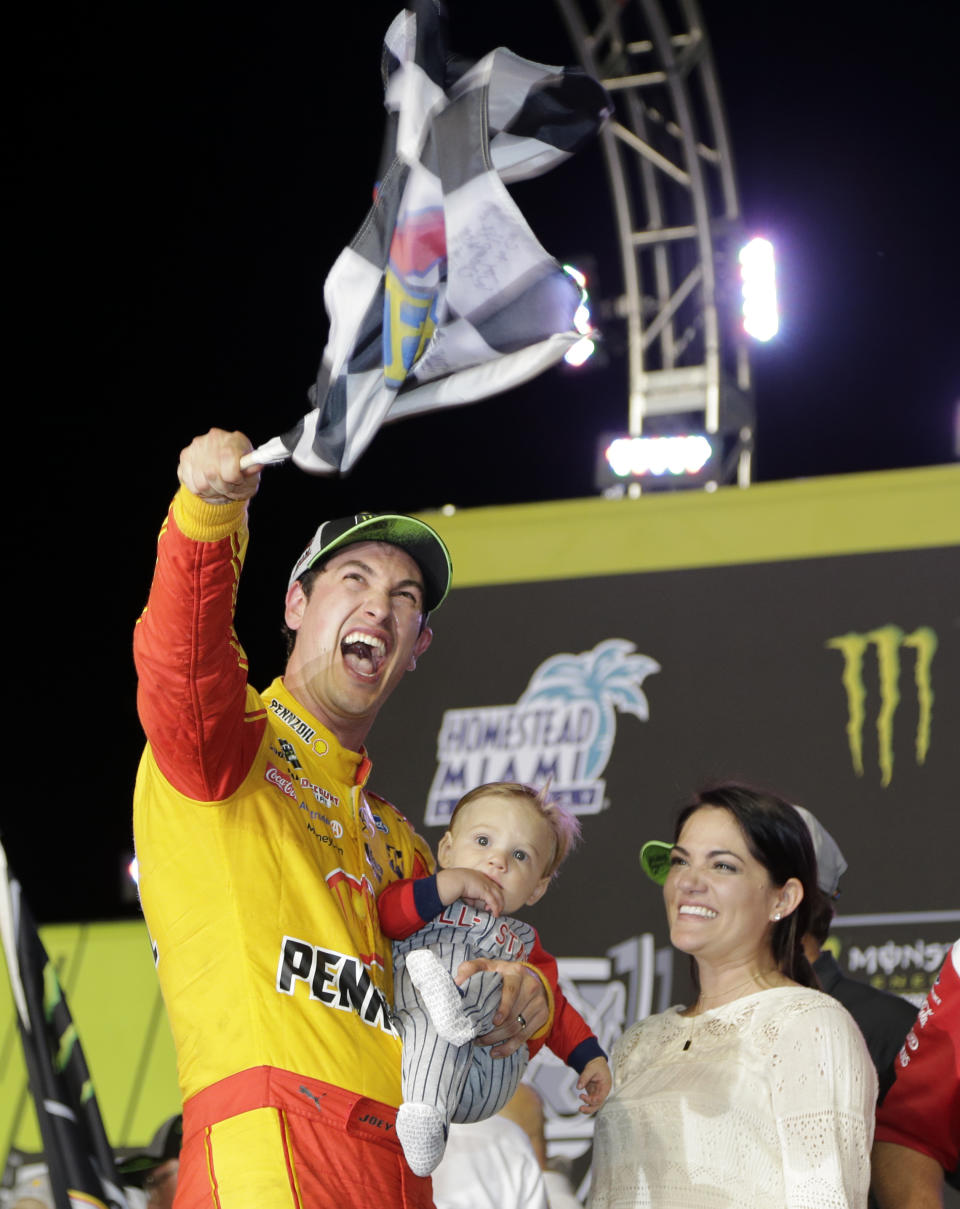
[134,428,265,801]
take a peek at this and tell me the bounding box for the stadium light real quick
[595,433,719,492]
[120,852,141,905]
[739,236,778,342]
[562,263,597,366]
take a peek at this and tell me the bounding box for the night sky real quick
[9,0,957,922]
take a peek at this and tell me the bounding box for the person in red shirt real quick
[871,938,960,1209]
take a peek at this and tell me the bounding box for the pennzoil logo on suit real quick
[276,935,395,1034]
[826,624,937,786]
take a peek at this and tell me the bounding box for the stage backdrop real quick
[1,465,958,1193]
[368,463,960,1181]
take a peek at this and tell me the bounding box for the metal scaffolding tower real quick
[555,0,756,486]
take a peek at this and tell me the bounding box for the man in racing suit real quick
[133,428,551,1209]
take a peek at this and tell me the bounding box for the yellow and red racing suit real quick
[133,488,436,1208]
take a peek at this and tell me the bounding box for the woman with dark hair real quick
[588,782,877,1208]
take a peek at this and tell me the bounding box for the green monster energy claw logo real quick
[827,625,937,786]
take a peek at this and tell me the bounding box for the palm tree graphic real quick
[518,639,660,780]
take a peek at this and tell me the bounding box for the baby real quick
[378,782,612,1176]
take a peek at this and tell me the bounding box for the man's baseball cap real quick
[287,512,452,612]
[639,806,849,897]
[792,804,848,898]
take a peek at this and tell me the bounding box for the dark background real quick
[372,545,960,922]
[7,0,958,921]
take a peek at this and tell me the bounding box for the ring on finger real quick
[516,1013,527,1031]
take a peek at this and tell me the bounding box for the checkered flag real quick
[247,0,610,475]
[0,842,130,1209]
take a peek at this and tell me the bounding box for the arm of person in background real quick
[871,1142,944,1209]
[134,428,265,800]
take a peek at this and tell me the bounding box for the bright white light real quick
[565,336,596,366]
[739,236,778,341]
[607,438,638,477]
[561,263,596,366]
[605,435,713,477]
[128,856,140,887]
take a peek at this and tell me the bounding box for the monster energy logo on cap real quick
[288,512,452,612]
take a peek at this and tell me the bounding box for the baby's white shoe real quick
[396,1101,447,1176]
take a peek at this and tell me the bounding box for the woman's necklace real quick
[681,970,780,1051]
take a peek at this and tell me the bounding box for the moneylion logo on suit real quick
[826,624,937,786]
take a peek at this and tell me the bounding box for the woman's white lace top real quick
[588,987,877,1209]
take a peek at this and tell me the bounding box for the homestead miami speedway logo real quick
[425,639,659,826]
[826,624,937,787]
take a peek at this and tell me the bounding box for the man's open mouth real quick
[341,631,387,679]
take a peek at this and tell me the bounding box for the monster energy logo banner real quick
[827,625,937,786]
[426,639,659,825]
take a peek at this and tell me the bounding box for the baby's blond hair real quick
[447,782,581,880]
